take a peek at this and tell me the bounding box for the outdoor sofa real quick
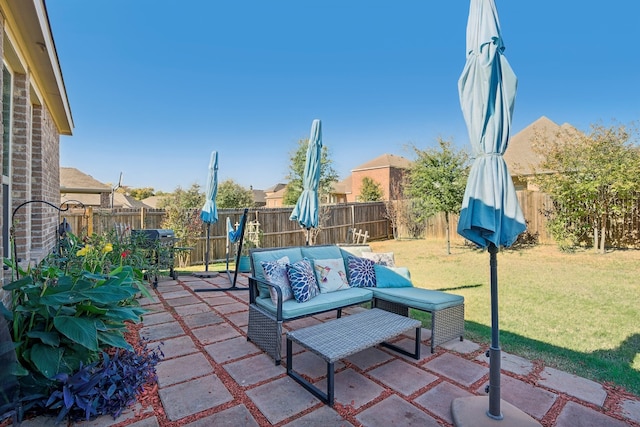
[247,244,465,365]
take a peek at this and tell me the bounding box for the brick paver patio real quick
[18,274,640,427]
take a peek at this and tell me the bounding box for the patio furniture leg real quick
[380,326,421,360]
[286,336,334,406]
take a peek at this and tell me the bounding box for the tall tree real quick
[533,122,640,252]
[406,138,470,254]
[283,138,339,206]
[359,177,383,202]
[216,179,255,209]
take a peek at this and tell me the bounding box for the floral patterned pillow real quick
[286,258,321,303]
[260,256,293,304]
[361,251,396,267]
[313,258,350,293]
[347,255,376,288]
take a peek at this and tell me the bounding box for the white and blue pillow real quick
[313,258,350,293]
[361,251,395,267]
[260,256,293,304]
[286,258,321,303]
[347,255,376,288]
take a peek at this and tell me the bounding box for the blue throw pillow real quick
[374,265,413,288]
[347,255,376,288]
[286,258,321,303]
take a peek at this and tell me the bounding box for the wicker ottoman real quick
[286,308,421,406]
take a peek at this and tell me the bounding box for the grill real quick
[131,229,179,287]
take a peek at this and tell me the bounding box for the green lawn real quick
[369,238,640,397]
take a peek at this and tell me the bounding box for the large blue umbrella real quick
[200,151,218,272]
[290,119,322,245]
[452,1,536,425]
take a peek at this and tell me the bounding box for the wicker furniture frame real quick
[286,308,421,406]
[247,278,368,366]
[372,296,464,353]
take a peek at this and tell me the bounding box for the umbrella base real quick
[451,396,541,427]
[192,271,219,278]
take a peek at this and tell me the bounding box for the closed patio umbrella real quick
[290,119,322,245]
[195,151,219,277]
[451,1,539,426]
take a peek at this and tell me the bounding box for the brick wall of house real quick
[32,104,61,260]
[389,167,407,200]
[350,167,391,202]
[0,16,6,307]
[11,72,33,265]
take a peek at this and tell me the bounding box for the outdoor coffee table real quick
[286,308,421,406]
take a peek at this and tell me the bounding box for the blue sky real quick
[47,1,640,193]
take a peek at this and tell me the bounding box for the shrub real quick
[45,341,162,422]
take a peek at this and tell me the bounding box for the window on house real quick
[2,62,13,259]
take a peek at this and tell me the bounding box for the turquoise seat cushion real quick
[252,248,303,297]
[374,265,413,288]
[301,245,344,262]
[371,287,464,312]
[255,287,373,320]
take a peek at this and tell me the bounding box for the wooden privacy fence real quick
[395,191,555,244]
[60,203,392,266]
[59,191,640,267]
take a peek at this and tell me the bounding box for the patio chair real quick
[195,208,249,292]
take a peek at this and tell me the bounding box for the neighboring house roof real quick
[60,167,110,193]
[60,167,152,208]
[114,193,150,209]
[141,195,168,209]
[505,116,581,176]
[331,175,352,195]
[352,154,412,172]
[264,183,287,193]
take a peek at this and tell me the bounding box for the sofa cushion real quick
[347,255,376,288]
[255,287,373,319]
[301,245,343,260]
[286,258,321,303]
[374,265,413,288]
[261,256,294,304]
[313,258,350,293]
[371,287,464,312]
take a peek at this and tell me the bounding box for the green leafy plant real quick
[0,231,153,421]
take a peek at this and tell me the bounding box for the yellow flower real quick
[102,243,113,254]
[76,245,92,257]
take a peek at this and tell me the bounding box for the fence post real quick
[87,207,94,235]
[140,207,145,229]
[351,204,356,228]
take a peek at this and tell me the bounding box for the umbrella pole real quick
[488,243,502,419]
[205,223,210,272]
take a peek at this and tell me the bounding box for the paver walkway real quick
[18,274,640,427]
